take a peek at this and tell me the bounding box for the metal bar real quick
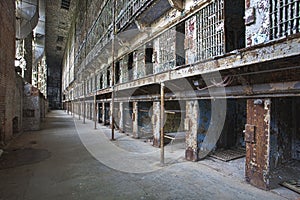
[83,81,86,124]
[94,93,97,129]
[160,82,165,165]
[111,0,116,140]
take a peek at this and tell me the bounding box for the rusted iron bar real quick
[160,82,165,165]
[111,0,116,140]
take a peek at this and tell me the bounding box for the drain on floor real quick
[0,148,51,170]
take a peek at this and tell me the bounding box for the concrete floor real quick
[0,110,298,200]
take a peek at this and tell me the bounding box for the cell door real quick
[245,99,271,190]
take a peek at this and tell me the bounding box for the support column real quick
[78,103,80,117]
[79,102,81,120]
[245,99,271,190]
[185,100,199,162]
[67,102,70,115]
[152,101,161,147]
[132,102,139,138]
[119,102,124,132]
[94,95,97,129]
[102,102,105,124]
[109,102,113,125]
[72,102,74,117]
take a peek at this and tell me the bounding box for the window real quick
[270,0,300,40]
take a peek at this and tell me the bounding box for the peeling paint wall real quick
[118,102,124,132]
[152,101,161,147]
[23,84,41,131]
[185,16,197,64]
[132,102,139,138]
[245,0,270,47]
[185,100,199,161]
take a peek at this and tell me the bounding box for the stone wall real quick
[0,1,16,144]
[23,83,47,131]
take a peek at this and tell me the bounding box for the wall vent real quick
[61,0,71,10]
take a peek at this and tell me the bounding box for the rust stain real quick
[245,99,271,190]
[246,0,251,8]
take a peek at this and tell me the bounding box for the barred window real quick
[196,0,225,61]
[270,0,300,40]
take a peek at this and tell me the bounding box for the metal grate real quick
[61,0,71,10]
[196,0,225,61]
[270,0,300,40]
[158,27,176,72]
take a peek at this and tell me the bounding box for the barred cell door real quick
[245,99,271,190]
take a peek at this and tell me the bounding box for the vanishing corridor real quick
[0,111,290,200]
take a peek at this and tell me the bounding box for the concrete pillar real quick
[102,102,105,124]
[79,102,81,120]
[67,102,70,115]
[132,101,139,138]
[83,101,86,124]
[72,102,74,117]
[119,102,124,132]
[185,100,199,161]
[152,101,161,147]
[110,102,113,126]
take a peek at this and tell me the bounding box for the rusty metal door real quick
[245,99,271,190]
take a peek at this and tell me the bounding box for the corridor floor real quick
[0,110,297,200]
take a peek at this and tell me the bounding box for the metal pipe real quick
[94,92,97,129]
[111,0,116,140]
[160,82,165,165]
[83,81,86,124]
